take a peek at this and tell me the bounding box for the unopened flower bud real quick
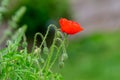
[43,47,49,54]
[61,53,68,61]
[59,61,64,68]
[34,48,41,54]
[57,31,62,37]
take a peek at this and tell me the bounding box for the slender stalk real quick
[32,32,46,53]
[39,24,57,49]
[49,35,67,69]
[41,24,57,70]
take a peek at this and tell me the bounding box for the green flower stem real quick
[45,40,56,71]
[32,32,46,52]
[50,43,63,69]
[41,24,57,71]
[49,35,67,69]
[29,53,41,69]
[39,24,56,49]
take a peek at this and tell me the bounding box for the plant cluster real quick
[0,0,83,80]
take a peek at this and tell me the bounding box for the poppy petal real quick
[59,18,83,35]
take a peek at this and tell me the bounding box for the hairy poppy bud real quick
[56,30,62,37]
[59,61,64,68]
[34,48,41,54]
[43,47,49,54]
[61,53,68,61]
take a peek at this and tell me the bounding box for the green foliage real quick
[0,24,68,80]
[62,31,120,80]
[0,26,64,80]
[0,0,68,79]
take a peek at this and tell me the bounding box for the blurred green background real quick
[2,0,120,80]
[61,31,120,80]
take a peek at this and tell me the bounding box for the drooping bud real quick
[43,47,49,54]
[34,47,41,54]
[40,58,45,64]
[61,53,68,61]
[59,61,64,68]
[56,30,62,37]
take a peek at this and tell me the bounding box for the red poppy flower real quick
[59,18,83,35]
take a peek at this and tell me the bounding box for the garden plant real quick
[0,0,83,80]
